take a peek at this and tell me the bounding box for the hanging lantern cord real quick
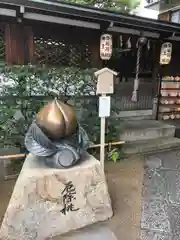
[131,45,141,102]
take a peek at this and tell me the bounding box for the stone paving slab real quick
[143,168,180,203]
[161,150,180,170]
[165,171,180,204]
[141,148,180,240]
[142,168,167,200]
[145,155,162,169]
[141,199,171,233]
[167,204,180,240]
[145,150,180,170]
[141,229,171,240]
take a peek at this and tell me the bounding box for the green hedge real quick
[0,65,119,157]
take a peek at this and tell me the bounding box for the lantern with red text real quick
[100,34,112,60]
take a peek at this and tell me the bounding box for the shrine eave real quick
[0,0,180,39]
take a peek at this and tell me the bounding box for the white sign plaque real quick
[95,68,117,95]
[99,96,111,118]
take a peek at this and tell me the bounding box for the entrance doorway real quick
[106,34,157,112]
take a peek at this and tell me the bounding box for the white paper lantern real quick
[160,42,172,65]
[100,34,112,60]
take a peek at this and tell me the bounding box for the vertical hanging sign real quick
[95,68,117,170]
[100,34,113,60]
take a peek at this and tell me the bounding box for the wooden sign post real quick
[95,68,117,170]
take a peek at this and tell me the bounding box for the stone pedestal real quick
[0,153,113,240]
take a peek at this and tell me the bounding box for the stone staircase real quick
[115,110,153,121]
[119,120,180,155]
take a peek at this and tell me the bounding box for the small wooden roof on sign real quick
[94,68,118,77]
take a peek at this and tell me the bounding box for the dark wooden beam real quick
[5,23,25,64]
[4,23,34,64]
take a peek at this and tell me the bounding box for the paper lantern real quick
[100,34,112,60]
[160,42,172,65]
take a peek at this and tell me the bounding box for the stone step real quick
[119,120,175,142]
[119,115,152,121]
[114,110,153,121]
[122,137,180,155]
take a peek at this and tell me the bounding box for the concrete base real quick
[0,153,112,240]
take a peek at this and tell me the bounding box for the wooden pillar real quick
[151,40,161,120]
[4,24,11,64]
[152,40,161,96]
[5,24,25,64]
[5,23,34,65]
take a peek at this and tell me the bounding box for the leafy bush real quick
[0,64,121,161]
